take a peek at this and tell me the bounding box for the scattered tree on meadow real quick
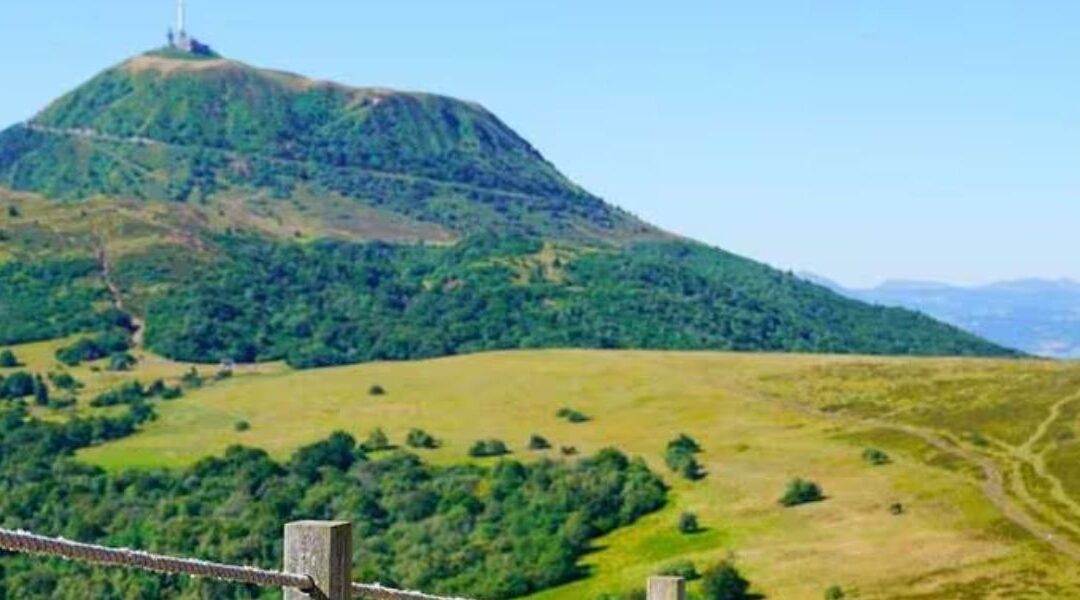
[0,349,19,368]
[825,585,846,600]
[363,427,392,452]
[702,562,753,600]
[862,448,891,466]
[470,439,510,458]
[678,512,701,534]
[780,478,825,507]
[529,434,552,450]
[406,428,439,449]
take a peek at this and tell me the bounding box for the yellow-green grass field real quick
[6,339,1080,598]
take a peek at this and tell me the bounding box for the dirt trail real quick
[97,245,145,348]
[740,380,1080,563]
[1012,391,1080,527]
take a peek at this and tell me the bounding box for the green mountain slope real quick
[0,51,1016,362]
[0,53,649,242]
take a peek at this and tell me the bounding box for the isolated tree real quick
[780,478,825,507]
[862,448,891,466]
[678,512,700,534]
[33,375,49,407]
[702,562,752,600]
[0,349,19,368]
[406,428,439,449]
[363,427,392,452]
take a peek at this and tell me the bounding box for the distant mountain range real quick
[802,274,1080,358]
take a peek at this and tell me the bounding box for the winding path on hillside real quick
[21,123,563,204]
[96,243,145,348]
[746,380,1080,563]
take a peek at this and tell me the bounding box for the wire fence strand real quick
[0,527,476,600]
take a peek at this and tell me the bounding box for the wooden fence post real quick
[647,576,686,600]
[284,521,353,600]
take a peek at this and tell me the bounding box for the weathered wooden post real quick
[284,521,353,600]
[647,576,686,600]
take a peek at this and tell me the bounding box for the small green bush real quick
[667,433,702,454]
[108,352,137,372]
[0,349,20,368]
[702,561,753,600]
[665,445,706,481]
[469,439,510,458]
[824,585,846,599]
[48,372,82,391]
[862,448,891,466]
[363,427,392,452]
[406,428,439,449]
[678,512,701,534]
[780,478,825,507]
[234,420,251,432]
[529,434,552,450]
[1,372,35,399]
[657,559,700,581]
[369,384,386,396]
[557,407,590,423]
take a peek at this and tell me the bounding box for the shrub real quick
[667,433,702,454]
[48,396,77,410]
[369,384,386,396]
[32,375,50,407]
[657,559,700,581]
[862,448,891,466]
[560,446,578,456]
[1,371,35,399]
[469,439,510,458]
[406,428,439,449]
[825,585,846,600]
[48,372,82,391]
[678,512,700,534]
[181,368,203,388]
[665,445,705,481]
[108,352,137,372]
[159,386,184,400]
[0,349,19,368]
[363,427,392,452]
[780,478,825,507]
[528,434,552,450]
[56,338,106,366]
[234,420,251,432]
[702,562,752,600]
[557,407,590,423]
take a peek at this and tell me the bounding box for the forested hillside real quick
[0,51,1016,362]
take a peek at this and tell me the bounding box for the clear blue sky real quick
[2,1,1078,287]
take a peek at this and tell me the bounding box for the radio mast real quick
[171,0,192,52]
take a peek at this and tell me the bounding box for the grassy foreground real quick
[7,342,1080,598]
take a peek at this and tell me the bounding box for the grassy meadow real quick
[6,340,1080,598]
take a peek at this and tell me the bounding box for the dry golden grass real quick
[51,349,1080,598]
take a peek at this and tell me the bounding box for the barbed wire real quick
[0,527,476,600]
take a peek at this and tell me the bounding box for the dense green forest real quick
[0,259,110,345]
[141,235,1012,367]
[0,397,666,599]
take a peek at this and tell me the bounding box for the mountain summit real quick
[2,51,651,242]
[0,52,1015,365]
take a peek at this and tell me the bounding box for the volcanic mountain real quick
[0,51,1014,365]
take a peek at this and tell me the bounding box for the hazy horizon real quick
[2,0,1078,287]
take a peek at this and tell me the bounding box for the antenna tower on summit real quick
[177,0,186,39]
[166,0,210,54]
